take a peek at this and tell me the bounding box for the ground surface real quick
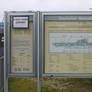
[8,78,92,92]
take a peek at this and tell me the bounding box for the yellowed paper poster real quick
[11,22,33,73]
[45,21,92,73]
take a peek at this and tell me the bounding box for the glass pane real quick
[9,15,37,92]
[11,16,33,73]
[42,19,92,92]
[45,21,92,74]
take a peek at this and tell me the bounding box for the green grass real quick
[8,78,37,92]
[41,78,92,92]
[8,78,92,92]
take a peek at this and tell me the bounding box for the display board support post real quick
[4,12,8,92]
[37,11,41,92]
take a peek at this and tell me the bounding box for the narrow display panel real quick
[10,16,33,73]
[44,21,92,74]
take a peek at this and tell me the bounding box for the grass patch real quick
[8,78,92,92]
[8,78,37,92]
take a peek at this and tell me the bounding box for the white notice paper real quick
[49,32,92,53]
[13,17,29,28]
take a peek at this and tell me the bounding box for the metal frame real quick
[4,11,37,92]
[37,11,41,92]
[4,11,92,92]
[40,11,92,78]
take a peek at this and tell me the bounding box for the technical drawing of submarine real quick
[53,39,92,47]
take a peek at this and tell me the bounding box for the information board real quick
[45,21,92,74]
[11,19,33,73]
[4,12,37,92]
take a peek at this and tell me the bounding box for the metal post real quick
[37,11,41,92]
[4,12,8,92]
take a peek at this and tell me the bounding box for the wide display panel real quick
[45,21,92,74]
